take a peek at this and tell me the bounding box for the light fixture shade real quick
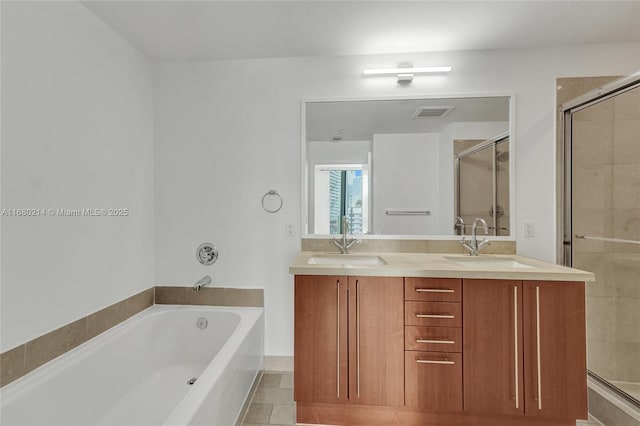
[363,66,452,76]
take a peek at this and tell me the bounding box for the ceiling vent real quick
[412,106,455,119]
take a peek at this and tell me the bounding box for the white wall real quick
[154,42,639,356]
[0,2,155,351]
[373,133,440,234]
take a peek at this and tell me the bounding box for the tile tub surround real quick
[0,286,264,387]
[0,288,154,387]
[155,286,264,307]
[302,237,516,254]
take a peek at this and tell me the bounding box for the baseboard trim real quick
[264,355,293,372]
[297,402,577,426]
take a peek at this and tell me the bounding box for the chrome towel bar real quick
[385,209,431,216]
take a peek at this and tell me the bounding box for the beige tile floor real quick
[241,371,295,426]
[241,371,603,426]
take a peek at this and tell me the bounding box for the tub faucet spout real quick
[193,275,212,292]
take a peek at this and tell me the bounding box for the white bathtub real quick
[0,305,264,426]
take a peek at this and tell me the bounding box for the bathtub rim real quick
[0,304,265,425]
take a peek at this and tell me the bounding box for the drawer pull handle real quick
[415,288,455,293]
[416,338,455,344]
[416,313,455,319]
[416,359,455,365]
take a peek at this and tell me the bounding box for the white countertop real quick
[289,252,595,282]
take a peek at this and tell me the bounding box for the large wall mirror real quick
[302,95,515,238]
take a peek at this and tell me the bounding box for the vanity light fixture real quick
[363,65,452,83]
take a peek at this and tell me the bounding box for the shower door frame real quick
[560,71,640,406]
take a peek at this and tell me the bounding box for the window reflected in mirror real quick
[313,166,368,235]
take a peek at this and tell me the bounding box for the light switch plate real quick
[285,222,296,237]
[523,221,535,238]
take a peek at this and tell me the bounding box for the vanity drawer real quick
[405,278,462,302]
[405,351,463,411]
[405,302,462,327]
[405,326,462,352]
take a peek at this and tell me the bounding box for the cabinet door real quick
[463,279,524,415]
[294,275,348,404]
[348,276,404,406]
[523,281,587,420]
[405,351,463,411]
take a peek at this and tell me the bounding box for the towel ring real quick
[262,190,283,213]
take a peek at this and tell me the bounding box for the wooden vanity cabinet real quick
[295,274,587,426]
[404,278,463,412]
[463,279,587,421]
[294,275,404,407]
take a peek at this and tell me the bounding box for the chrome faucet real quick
[333,215,360,254]
[460,218,490,256]
[454,216,465,235]
[193,275,212,292]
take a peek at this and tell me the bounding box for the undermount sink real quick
[308,254,387,266]
[445,256,535,269]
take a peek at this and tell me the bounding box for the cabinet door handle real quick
[415,288,455,293]
[514,285,519,409]
[356,280,360,398]
[416,313,455,319]
[416,359,455,365]
[416,338,455,344]
[356,279,361,399]
[535,285,542,410]
[336,280,340,399]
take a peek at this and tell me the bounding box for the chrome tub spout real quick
[193,275,212,292]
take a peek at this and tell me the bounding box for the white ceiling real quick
[306,97,510,141]
[82,1,640,62]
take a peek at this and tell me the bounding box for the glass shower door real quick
[568,83,640,403]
